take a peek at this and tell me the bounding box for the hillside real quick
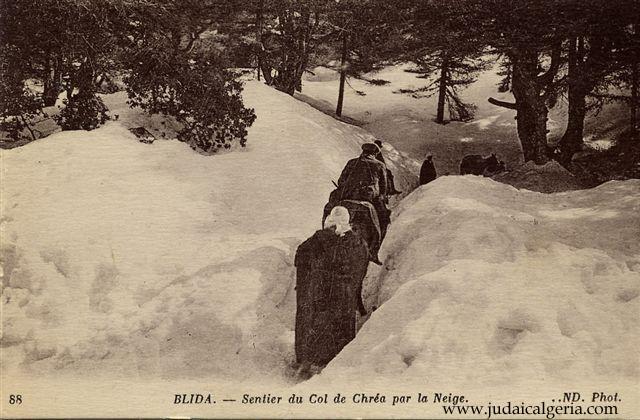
[1,80,417,384]
[299,63,631,177]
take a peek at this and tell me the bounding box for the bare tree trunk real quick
[560,37,586,162]
[256,0,263,81]
[260,60,273,85]
[43,55,61,106]
[516,97,549,163]
[274,10,301,95]
[436,52,448,124]
[512,51,550,164]
[271,7,316,96]
[294,10,312,93]
[336,31,348,117]
[632,58,639,134]
[489,43,561,164]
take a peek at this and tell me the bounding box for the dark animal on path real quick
[460,153,506,176]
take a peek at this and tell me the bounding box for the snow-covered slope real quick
[300,63,629,176]
[316,176,640,391]
[0,81,416,383]
[299,63,523,175]
[2,78,639,417]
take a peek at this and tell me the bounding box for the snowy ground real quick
[1,81,415,385]
[316,177,639,390]
[2,78,639,417]
[299,62,628,176]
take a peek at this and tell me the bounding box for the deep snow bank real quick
[493,160,584,193]
[316,176,640,388]
[0,81,417,382]
[3,76,638,399]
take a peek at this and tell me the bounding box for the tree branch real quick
[180,27,207,53]
[488,97,517,110]
[20,115,37,141]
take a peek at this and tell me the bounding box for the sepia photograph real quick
[1,0,639,418]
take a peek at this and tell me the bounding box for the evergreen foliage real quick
[325,0,402,116]
[254,0,330,95]
[1,0,638,165]
[0,46,44,140]
[0,0,125,134]
[1,0,256,152]
[124,0,256,153]
[393,0,489,124]
[54,92,109,131]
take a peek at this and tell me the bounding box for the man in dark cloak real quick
[336,143,391,238]
[420,154,437,185]
[294,206,369,375]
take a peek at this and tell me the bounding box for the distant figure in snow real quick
[294,206,369,377]
[336,142,391,238]
[459,153,506,176]
[419,154,437,185]
[374,140,402,195]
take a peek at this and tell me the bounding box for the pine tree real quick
[400,51,488,123]
[326,0,403,117]
[251,0,330,95]
[1,0,127,132]
[225,0,398,109]
[554,0,638,162]
[393,0,489,124]
[496,59,513,93]
[593,21,640,139]
[123,0,256,153]
[477,0,566,163]
[0,46,44,141]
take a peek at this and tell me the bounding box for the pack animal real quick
[459,153,506,176]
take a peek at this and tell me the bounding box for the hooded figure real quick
[336,143,391,238]
[420,154,437,185]
[294,206,369,373]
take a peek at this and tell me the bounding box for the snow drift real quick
[0,80,416,383]
[316,176,640,390]
[493,160,584,193]
[2,76,638,406]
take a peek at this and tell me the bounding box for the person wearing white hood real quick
[294,206,369,377]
